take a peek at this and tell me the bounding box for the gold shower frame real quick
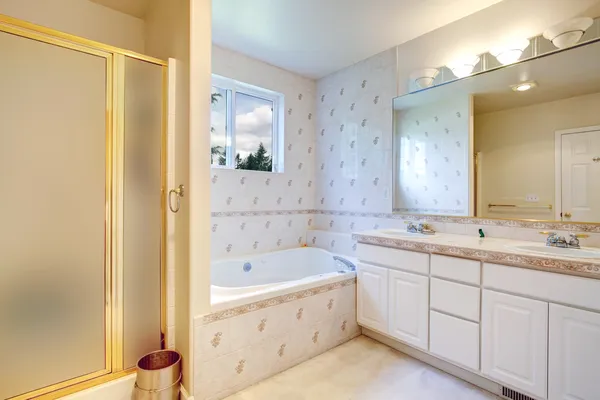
[0,14,169,400]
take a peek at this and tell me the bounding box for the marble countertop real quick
[352,230,600,279]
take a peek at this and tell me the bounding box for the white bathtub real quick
[211,247,357,310]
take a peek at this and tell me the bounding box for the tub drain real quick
[243,262,252,272]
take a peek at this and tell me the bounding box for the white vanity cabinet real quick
[548,304,600,400]
[356,241,600,400]
[356,244,429,348]
[481,290,548,399]
[356,262,388,333]
[388,269,429,350]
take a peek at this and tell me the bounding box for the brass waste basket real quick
[134,350,182,400]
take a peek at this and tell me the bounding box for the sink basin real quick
[509,245,600,259]
[378,229,434,238]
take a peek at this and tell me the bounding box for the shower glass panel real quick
[0,31,108,399]
[122,56,163,368]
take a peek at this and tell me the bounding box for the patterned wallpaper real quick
[211,46,316,259]
[394,97,470,215]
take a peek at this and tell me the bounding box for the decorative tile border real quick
[202,277,356,324]
[353,234,600,279]
[211,209,600,233]
[393,207,467,215]
[318,210,600,233]
[211,209,314,217]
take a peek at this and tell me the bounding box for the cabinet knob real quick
[564,212,572,218]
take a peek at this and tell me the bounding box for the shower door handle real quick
[168,184,185,213]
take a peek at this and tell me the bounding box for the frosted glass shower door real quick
[122,56,164,369]
[0,31,109,398]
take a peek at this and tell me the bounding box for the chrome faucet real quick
[568,233,581,249]
[406,221,436,235]
[406,222,419,233]
[542,232,586,249]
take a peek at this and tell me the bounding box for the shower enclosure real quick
[0,15,167,399]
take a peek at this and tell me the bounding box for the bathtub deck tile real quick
[229,307,272,351]
[196,318,232,362]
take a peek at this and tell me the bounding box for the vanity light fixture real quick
[511,81,537,92]
[543,17,593,49]
[490,39,531,65]
[446,55,480,79]
[410,68,440,89]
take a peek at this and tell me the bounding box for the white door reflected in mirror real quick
[559,128,600,222]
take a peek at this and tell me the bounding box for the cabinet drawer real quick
[357,244,429,275]
[430,311,479,371]
[483,263,600,312]
[430,278,480,322]
[431,255,480,285]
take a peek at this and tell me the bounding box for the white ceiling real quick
[212,0,504,79]
[90,0,150,19]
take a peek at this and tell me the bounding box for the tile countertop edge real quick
[352,233,600,279]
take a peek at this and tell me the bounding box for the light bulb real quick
[511,81,537,92]
[410,68,440,90]
[543,17,593,49]
[490,39,530,65]
[446,55,480,78]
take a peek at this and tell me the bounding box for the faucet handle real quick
[570,233,589,239]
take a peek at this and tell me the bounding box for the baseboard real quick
[362,328,502,397]
[180,385,194,400]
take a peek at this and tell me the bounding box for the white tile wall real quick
[315,49,397,214]
[210,212,311,259]
[211,46,316,259]
[193,283,359,400]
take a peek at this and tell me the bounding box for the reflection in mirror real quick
[393,96,471,216]
[394,39,600,223]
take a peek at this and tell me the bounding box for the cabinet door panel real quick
[357,262,388,333]
[549,304,600,400]
[388,270,429,350]
[481,290,548,399]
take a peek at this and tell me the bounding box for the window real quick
[210,74,284,172]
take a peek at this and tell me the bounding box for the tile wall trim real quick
[394,207,467,214]
[212,209,600,232]
[202,277,356,324]
[211,209,314,217]
[353,234,600,278]
[318,210,600,233]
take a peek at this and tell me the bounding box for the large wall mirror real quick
[393,39,600,224]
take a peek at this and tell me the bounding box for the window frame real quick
[211,74,284,172]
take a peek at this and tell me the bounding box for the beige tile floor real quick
[225,335,500,400]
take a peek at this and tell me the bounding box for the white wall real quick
[210,45,317,259]
[145,0,211,395]
[0,0,145,52]
[475,91,600,219]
